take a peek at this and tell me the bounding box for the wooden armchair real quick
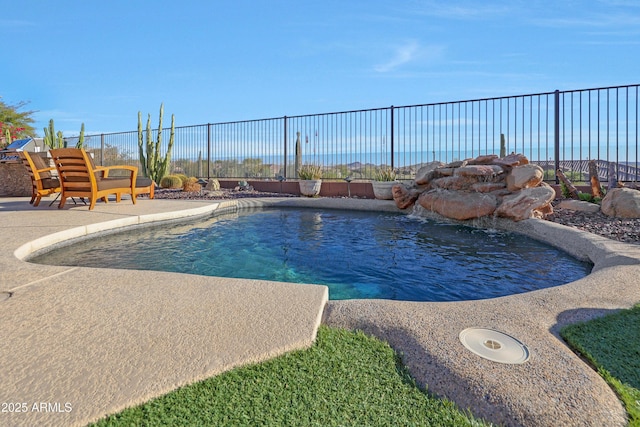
[50,148,138,210]
[19,151,61,207]
[85,153,156,199]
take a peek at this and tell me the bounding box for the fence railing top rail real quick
[79,83,640,139]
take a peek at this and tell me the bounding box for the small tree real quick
[0,98,36,138]
[137,103,175,184]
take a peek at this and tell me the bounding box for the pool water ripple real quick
[30,208,592,301]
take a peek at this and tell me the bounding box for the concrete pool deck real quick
[1,195,639,426]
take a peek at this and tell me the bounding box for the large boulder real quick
[493,153,529,167]
[419,190,498,220]
[454,164,504,177]
[601,188,640,218]
[392,184,421,209]
[430,175,481,191]
[495,185,556,221]
[557,199,601,213]
[205,178,221,191]
[505,164,544,191]
[472,182,507,193]
[468,154,499,165]
[415,162,445,185]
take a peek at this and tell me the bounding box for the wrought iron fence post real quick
[100,133,105,166]
[207,123,211,179]
[390,105,394,169]
[283,116,288,179]
[554,90,560,184]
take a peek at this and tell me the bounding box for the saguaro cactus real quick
[295,131,302,178]
[137,103,175,184]
[75,123,85,148]
[43,119,65,149]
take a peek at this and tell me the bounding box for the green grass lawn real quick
[561,303,640,427]
[90,304,640,427]
[91,326,489,426]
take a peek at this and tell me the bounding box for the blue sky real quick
[1,0,639,137]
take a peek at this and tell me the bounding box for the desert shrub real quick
[183,177,202,192]
[374,166,397,181]
[298,164,323,180]
[159,175,183,189]
[174,173,189,186]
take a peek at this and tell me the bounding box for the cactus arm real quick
[156,103,163,168]
[158,113,175,180]
[56,131,64,148]
[137,112,148,176]
[43,119,54,148]
[146,114,154,178]
[76,123,85,148]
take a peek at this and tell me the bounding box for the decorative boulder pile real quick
[392,153,556,221]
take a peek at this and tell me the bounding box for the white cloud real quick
[374,41,443,73]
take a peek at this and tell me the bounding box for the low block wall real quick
[0,161,32,197]
[218,179,376,198]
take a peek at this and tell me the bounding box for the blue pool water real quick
[30,208,592,301]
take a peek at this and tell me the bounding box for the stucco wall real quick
[0,161,32,197]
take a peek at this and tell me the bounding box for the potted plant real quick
[371,166,398,200]
[297,164,323,197]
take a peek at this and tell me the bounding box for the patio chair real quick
[84,153,156,199]
[50,148,138,210]
[19,151,61,207]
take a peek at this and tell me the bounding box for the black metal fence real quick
[67,84,640,183]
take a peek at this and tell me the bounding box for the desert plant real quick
[578,192,594,203]
[374,166,397,181]
[138,103,175,184]
[560,181,572,199]
[174,173,189,186]
[183,177,202,192]
[578,192,604,204]
[75,123,85,148]
[159,174,183,189]
[295,131,302,177]
[297,164,323,180]
[43,119,65,149]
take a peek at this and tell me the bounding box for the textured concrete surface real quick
[1,195,639,426]
[0,197,328,427]
[324,207,640,427]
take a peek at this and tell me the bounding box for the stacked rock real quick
[392,153,555,221]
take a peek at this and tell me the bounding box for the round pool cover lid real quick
[459,328,530,364]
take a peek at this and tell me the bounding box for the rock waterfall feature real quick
[392,154,555,221]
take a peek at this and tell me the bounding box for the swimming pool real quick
[29,208,592,301]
